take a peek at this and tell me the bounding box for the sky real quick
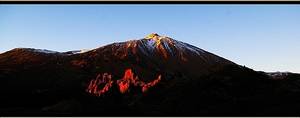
[0,5,300,73]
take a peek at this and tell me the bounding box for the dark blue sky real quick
[0,5,300,72]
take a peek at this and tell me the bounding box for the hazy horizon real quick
[0,5,299,73]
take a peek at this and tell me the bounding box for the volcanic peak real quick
[145,33,160,40]
[144,33,174,47]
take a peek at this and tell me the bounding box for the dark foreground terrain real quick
[1,34,300,116]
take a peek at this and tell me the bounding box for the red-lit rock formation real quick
[142,75,161,92]
[117,69,135,93]
[117,69,162,93]
[86,68,162,96]
[86,73,113,96]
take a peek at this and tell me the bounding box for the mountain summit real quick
[74,33,236,80]
[145,33,160,39]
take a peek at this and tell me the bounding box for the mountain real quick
[0,33,300,116]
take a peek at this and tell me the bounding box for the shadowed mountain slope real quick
[0,33,299,116]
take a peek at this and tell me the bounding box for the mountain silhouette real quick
[0,33,300,116]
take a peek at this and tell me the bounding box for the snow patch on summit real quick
[145,39,156,51]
